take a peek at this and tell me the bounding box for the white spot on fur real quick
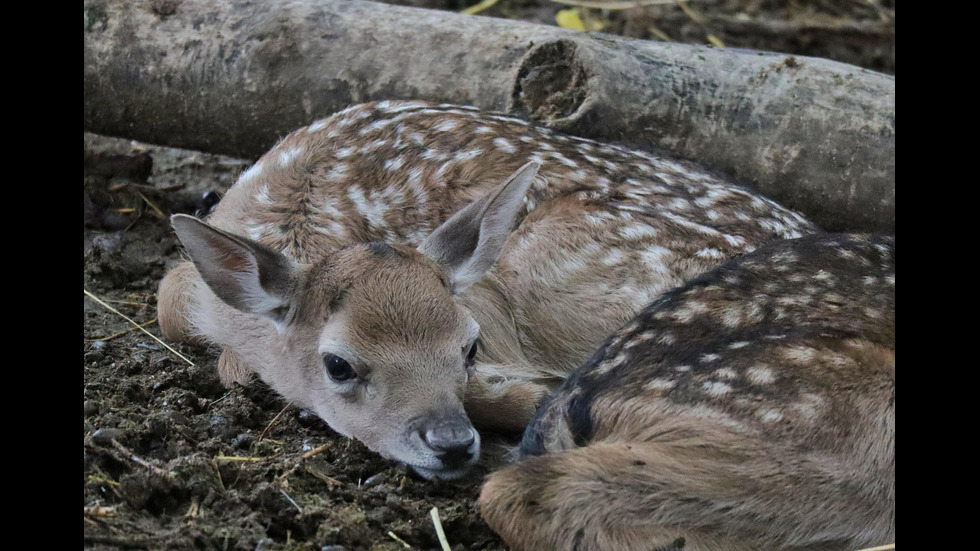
[624,332,656,349]
[277,146,303,167]
[602,249,627,266]
[308,120,329,132]
[385,101,430,113]
[493,138,516,154]
[385,157,406,172]
[474,126,494,134]
[422,149,450,162]
[254,185,274,205]
[696,247,725,259]
[792,393,825,422]
[455,148,482,162]
[715,368,738,380]
[728,341,750,350]
[783,345,817,363]
[618,225,658,240]
[245,221,276,242]
[758,408,784,423]
[325,163,348,181]
[347,186,390,229]
[673,300,709,323]
[433,119,459,132]
[640,245,672,270]
[700,353,721,363]
[359,119,394,135]
[549,152,578,167]
[746,365,775,385]
[238,161,265,186]
[644,378,674,391]
[702,381,732,397]
[722,234,748,247]
[406,167,428,207]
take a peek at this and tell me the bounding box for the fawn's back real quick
[481,233,895,550]
[159,100,819,479]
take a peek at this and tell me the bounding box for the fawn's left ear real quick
[418,162,539,293]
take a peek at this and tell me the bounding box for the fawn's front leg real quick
[218,347,254,388]
[464,373,552,434]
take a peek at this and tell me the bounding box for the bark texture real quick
[84,0,894,231]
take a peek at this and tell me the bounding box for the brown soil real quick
[83,2,893,550]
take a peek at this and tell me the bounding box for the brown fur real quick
[480,233,895,550]
[158,100,819,477]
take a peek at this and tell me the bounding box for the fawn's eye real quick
[464,339,480,368]
[324,354,356,382]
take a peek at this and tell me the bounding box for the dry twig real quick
[110,439,174,478]
[86,319,158,343]
[84,289,195,367]
[388,531,412,548]
[259,402,293,441]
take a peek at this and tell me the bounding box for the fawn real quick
[157,100,819,479]
[479,232,895,550]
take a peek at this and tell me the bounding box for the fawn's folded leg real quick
[479,439,888,551]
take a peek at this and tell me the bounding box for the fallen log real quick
[83,0,894,231]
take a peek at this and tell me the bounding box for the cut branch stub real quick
[512,40,588,122]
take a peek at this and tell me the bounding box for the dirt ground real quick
[83,2,894,550]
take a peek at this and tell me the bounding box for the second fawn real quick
[480,233,895,550]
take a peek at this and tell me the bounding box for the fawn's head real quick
[171,163,539,479]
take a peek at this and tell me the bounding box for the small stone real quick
[83,400,101,417]
[363,473,386,487]
[232,432,254,449]
[91,427,124,445]
[296,409,321,427]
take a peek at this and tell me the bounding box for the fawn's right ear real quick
[171,214,301,325]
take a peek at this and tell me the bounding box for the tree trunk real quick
[83,0,894,232]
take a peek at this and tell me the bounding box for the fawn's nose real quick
[422,420,477,468]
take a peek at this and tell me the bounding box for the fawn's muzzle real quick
[422,419,478,470]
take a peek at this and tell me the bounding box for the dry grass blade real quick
[260,402,293,441]
[429,507,452,551]
[84,289,195,367]
[551,0,686,11]
[110,438,174,478]
[304,466,345,486]
[302,443,331,459]
[84,505,118,517]
[213,455,264,462]
[86,319,158,343]
[137,190,167,220]
[676,0,704,24]
[280,488,303,513]
[388,531,412,548]
[87,475,120,487]
[461,0,500,15]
